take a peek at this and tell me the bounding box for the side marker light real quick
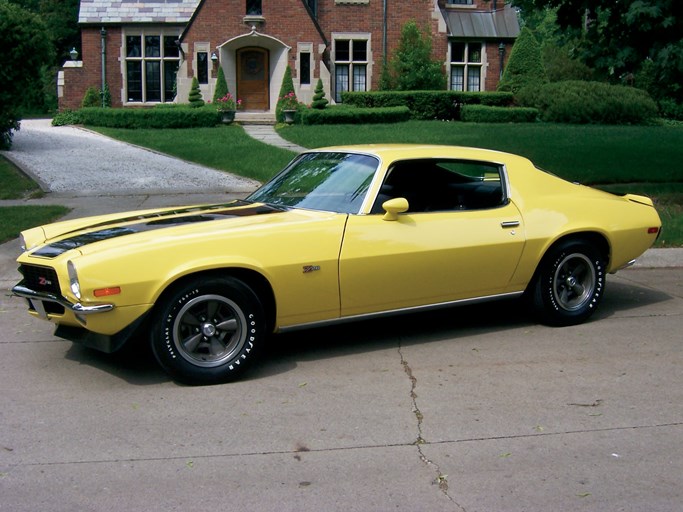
[94,287,121,297]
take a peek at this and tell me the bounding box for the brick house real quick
[59,0,519,112]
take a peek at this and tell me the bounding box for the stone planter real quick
[283,109,296,124]
[220,110,236,124]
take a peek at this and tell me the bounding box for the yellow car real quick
[13,145,661,384]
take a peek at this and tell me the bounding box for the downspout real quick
[100,27,107,107]
[383,0,388,64]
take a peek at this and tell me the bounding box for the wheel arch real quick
[528,231,611,290]
[153,268,277,333]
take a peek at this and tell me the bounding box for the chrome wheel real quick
[151,276,265,384]
[552,253,596,312]
[529,240,606,326]
[172,294,247,367]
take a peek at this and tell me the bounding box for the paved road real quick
[0,121,682,511]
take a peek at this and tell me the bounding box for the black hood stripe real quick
[32,201,282,258]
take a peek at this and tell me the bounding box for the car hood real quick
[25,200,322,259]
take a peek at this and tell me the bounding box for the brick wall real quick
[59,27,124,110]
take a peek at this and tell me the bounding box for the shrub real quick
[188,77,204,108]
[75,106,219,129]
[658,98,683,121]
[213,67,229,102]
[461,105,539,123]
[342,90,514,120]
[301,106,410,125]
[531,81,659,124]
[51,109,82,126]
[81,86,101,108]
[276,65,297,122]
[498,27,548,94]
[311,79,328,109]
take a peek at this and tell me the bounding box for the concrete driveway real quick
[1,121,682,511]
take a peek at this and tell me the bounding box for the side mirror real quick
[382,197,409,221]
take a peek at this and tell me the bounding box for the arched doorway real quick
[237,47,269,110]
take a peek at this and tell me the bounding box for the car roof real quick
[305,144,533,167]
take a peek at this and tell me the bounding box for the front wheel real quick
[150,276,266,385]
[530,240,606,326]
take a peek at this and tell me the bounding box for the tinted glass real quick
[248,152,379,214]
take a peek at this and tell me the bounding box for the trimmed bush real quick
[342,90,514,120]
[532,81,659,124]
[75,106,220,128]
[301,106,410,125]
[81,86,101,108]
[188,77,205,108]
[276,65,297,122]
[51,109,82,126]
[498,27,547,94]
[461,105,539,123]
[213,67,229,102]
[311,78,328,109]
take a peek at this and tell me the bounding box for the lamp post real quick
[69,47,79,61]
[498,42,506,80]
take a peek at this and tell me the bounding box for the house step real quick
[236,112,276,125]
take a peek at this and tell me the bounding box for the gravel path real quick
[1,119,259,194]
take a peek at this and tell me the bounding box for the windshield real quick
[247,152,379,214]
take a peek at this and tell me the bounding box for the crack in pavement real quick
[398,342,467,511]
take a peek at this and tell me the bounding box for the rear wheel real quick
[530,240,606,326]
[151,276,265,384]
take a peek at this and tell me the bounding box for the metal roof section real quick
[78,0,201,24]
[445,5,520,39]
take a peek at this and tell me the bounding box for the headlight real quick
[67,261,81,300]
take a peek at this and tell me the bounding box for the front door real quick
[237,47,269,110]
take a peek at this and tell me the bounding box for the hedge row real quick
[461,105,539,123]
[300,105,410,125]
[53,106,220,128]
[518,81,659,125]
[342,90,514,120]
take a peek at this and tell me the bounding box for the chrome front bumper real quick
[12,283,114,319]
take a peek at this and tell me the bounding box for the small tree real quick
[386,20,446,91]
[213,67,229,102]
[276,65,297,122]
[311,79,328,109]
[188,76,205,108]
[497,27,547,94]
[81,86,100,108]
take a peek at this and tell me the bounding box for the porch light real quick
[211,51,218,62]
[69,47,79,61]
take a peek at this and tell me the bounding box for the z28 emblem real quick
[302,265,321,274]
[38,277,53,286]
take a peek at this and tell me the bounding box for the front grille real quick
[19,264,61,295]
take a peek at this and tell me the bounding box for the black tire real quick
[150,276,266,385]
[530,240,606,326]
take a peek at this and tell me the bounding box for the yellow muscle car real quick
[13,145,661,384]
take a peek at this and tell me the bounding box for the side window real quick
[372,159,506,213]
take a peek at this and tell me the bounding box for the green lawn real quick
[0,155,42,199]
[279,121,683,185]
[0,205,71,244]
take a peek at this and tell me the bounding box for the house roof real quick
[78,0,200,24]
[445,5,520,39]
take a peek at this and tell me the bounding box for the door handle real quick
[501,221,520,228]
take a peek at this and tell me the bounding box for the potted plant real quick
[279,91,299,124]
[215,93,241,124]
